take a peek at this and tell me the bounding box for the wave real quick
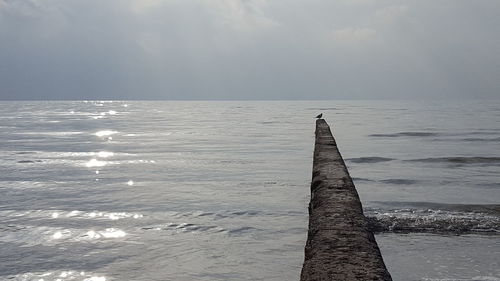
[468,130,500,135]
[353,178,420,185]
[370,132,439,137]
[481,183,500,189]
[17,160,43,164]
[379,179,419,185]
[352,177,375,182]
[406,157,500,165]
[15,151,37,155]
[307,107,338,111]
[422,277,500,281]
[140,223,262,236]
[460,137,500,142]
[142,222,225,234]
[370,131,500,139]
[365,202,500,234]
[346,157,395,163]
[228,226,261,235]
[366,209,500,234]
[369,202,500,215]
[174,210,264,219]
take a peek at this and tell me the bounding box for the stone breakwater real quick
[300,119,392,281]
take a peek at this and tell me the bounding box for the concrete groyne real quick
[300,119,392,281]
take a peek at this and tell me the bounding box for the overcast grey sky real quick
[1,0,499,100]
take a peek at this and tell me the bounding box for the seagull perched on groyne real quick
[315,113,323,119]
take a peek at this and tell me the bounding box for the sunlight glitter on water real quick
[94,130,118,137]
[4,271,106,281]
[52,232,63,239]
[85,229,126,239]
[84,159,107,168]
[50,228,127,241]
[0,209,143,221]
[95,151,114,158]
[1,100,499,281]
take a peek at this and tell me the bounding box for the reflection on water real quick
[84,159,107,168]
[85,229,126,239]
[0,100,498,281]
[94,130,118,137]
[0,209,143,221]
[0,225,128,246]
[6,270,106,281]
[96,151,113,158]
[52,231,64,239]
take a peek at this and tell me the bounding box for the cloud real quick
[210,0,280,31]
[130,0,164,14]
[375,5,409,21]
[332,27,377,43]
[0,0,499,99]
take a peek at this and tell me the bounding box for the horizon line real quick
[1,97,499,102]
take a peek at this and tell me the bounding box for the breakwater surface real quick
[301,119,391,280]
[0,100,499,281]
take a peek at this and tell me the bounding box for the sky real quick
[0,0,499,100]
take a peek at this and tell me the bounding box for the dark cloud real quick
[1,0,499,100]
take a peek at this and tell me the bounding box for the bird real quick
[315,113,323,119]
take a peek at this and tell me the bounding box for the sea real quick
[0,100,498,281]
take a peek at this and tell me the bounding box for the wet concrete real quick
[300,119,392,281]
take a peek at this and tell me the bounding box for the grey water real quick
[0,100,498,281]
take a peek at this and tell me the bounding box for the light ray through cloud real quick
[0,0,498,100]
